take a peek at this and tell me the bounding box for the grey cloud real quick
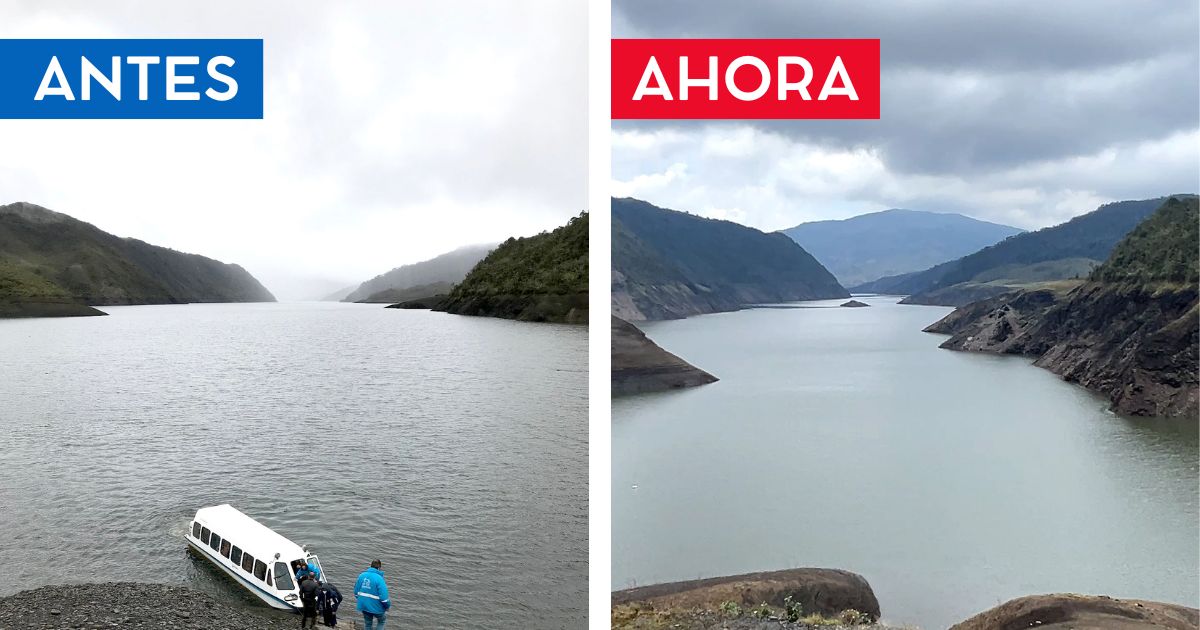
[614,0,1199,176]
[0,0,586,300]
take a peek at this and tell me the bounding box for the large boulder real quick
[611,567,881,620]
[950,594,1199,630]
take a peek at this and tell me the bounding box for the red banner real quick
[612,39,880,120]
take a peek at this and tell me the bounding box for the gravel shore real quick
[0,583,356,630]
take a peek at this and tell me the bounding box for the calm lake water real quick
[612,295,1198,629]
[0,302,587,629]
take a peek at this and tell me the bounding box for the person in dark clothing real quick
[316,582,344,627]
[299,574,321,628]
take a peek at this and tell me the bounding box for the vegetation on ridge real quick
[0,201,274,317]
[435,212,587,323]
[1091,196,1198,284]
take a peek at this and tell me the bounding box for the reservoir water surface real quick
[612,295,1197,629]
[0,302,587,629]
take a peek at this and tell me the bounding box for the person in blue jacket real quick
[355,559,390,630]
[295,558,323,583]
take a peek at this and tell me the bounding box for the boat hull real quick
[186,539,299,612]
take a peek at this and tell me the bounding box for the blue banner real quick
[0,39,263,119]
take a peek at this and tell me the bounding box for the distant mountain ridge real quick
[342,244,493,303]
[854,196,1192,306]
[0,202,274,317]
[359,281,453,304]
[780,208,1023,287]
[926,196,1198,417]
[434,212,587,323]
[612,197,848,321]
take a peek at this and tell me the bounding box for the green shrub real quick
[784,595,803,622]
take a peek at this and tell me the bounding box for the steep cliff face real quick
[611,316,717,395]
[612,198,847,321]
[436,212,587,324]
[926,197,1198,417]
[0,202,274,317]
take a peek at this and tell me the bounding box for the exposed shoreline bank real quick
[0,583,323,629]
[612,569,1199,630]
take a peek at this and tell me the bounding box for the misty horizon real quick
[0,0,586,301]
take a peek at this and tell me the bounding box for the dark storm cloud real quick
[613,0,1200,176]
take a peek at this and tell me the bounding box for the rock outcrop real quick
[612,316,717,395]
[612,568,881,621]
[925,197,1198,417]
[950,594,1199,630]
[923,284,1076,352]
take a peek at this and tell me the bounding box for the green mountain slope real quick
[612,197,848,321]
[1091,197,1198,284]
[434,212,587,323]
[926,196,1199,417]
[780,209,1022,287]
[344,244,492,302]
[854,196,1188,305]
[0,202,274,317]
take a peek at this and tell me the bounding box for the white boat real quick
[186,504,325,611]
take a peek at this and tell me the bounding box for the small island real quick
[841,299,870,307]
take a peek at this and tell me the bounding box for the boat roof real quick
[194,504,307,562]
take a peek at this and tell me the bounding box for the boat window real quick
[230,546,242,566]
[192,522,201,538]
[266,571,273,587]
[200,527,210,544]
[242,552,255,573]
[253,559,267,581]
[209,533,222,552]
[274,562,294,591]
[220,539,231,558]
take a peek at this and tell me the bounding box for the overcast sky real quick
[613,0,1199,233]
[0,0,586,300]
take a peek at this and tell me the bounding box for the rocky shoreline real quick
[611,315,717,395]
[0,583,353,630]
[612,568,1199,630]
[0,300,107,318]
